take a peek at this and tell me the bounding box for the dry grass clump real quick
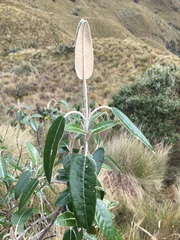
[98,132,180,240]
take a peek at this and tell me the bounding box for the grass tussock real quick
[98,132,180,240]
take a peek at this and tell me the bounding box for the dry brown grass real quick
[98,133,180,240]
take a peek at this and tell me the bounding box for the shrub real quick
[10,62,38,75]
[109,64,180,145]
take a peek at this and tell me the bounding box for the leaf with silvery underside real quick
[111,107,155,153]
[75,19,93,80]
[69,155,97,230]
[91,121,117,135]
[43,115,65,183]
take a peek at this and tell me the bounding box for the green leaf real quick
[6,156,22,171]
[69,155,97,230]
[0,158,7,179]
[19,178,39,210]
[95,198,121,240]
[31,114,44,118]
[0,216,9,228]
[16,110,22,122]
[84,233,97,240]
[15,170,31,200]
[25,142,40,165]
[92,147,104,174]
[63,154,75,175]
[29,119,38,132]
[44,116,65,183]
[63,226,83,240]
[111,107,155,153]
[91,121,116,134]
[55,212,76,227]
[11,208,33,226]
[102,163,112,171]
[22,104,33,110]
[65,123,85,135]
[55,187,71,207]
[58,99,70,109]
[105,154,123,173]
[56,169,69,182]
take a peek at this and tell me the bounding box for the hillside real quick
[0,0,180,109]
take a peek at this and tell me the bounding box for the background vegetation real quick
[0,0,180,239]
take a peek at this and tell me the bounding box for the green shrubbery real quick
[109,64,180,145]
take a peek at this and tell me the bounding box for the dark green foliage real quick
[109,64,180,144]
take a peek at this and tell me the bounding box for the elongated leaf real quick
[29,119,38,132]
[7,155,22,171]
[92,147,104,174]
[55,187,71,207]
[58,99,70,109]
[75,19,93,80]
[44,116,65,183]
[105,154,123,173]
[0,158,7,179]
[19,178,39,210]
[91,121,116,135]
[0,217,9,228]
[15,170,31,200]
[11,208,33,226]
[56,169,69,182]
[65,123,85,135]
[55,212,76,227]
[63,226,83,240]
[63,154,75,175]
[111,107,155,153]
[95,198,121,240]
[25,142,40,165]
[69,155,97,230]
[84,234,97,240]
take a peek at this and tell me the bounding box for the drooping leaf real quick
[111,107,155,153]
[55,212,76,227]
[58,99,70,109]
[15,170,31,200]
[91,121,117,135]
[92,147,104,174]
[105,154,123,173]
[25,142,40,166]
[69,155,97,230]
[65,123,85,135]
[44,116,65,183]
[95,198,121,240]
[19,178,39,210]
[75,19,94,80]
[7,155,22,171]
[55,187,71,207]
[63,226,83,240]
[0,158,7,179]
[11,208,33,226]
